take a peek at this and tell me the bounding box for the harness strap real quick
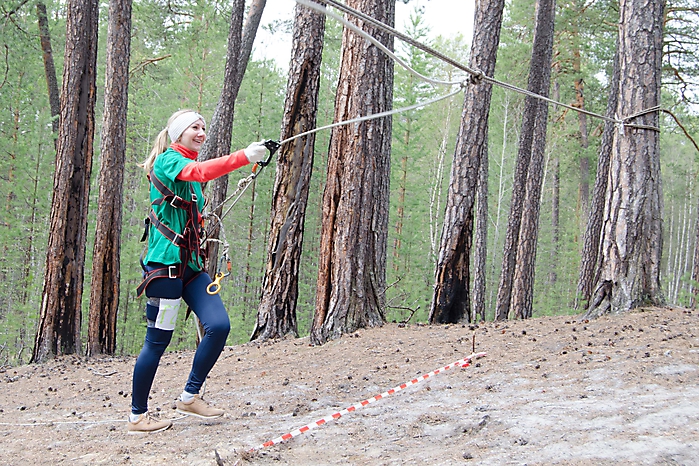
[149,169,197,208]
[147,210,188,247]
[136,264,180,297]
[137,169,207,296]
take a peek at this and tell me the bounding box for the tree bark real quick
[36,2,60,137]
[495,0,555,321]
[572,16,590,221]
[510,0,556,319]
[429,0,505,324]
[393,119,409,271]
[584,0,665,318]
[549,151,559,285]
[251,2,325,341]
[576,39,620,309]
[87,0,132,356]
[32,0,99,362]
[198,0,246,280]
[311,0,394,344]
[237,0,268,90]
[473,125,489,323]
[576,77,590,219]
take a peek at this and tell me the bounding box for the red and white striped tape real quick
[255,351,487,450]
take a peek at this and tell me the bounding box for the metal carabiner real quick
[206,253,231,295]
[207,272,225,295]
[252,140,281,173]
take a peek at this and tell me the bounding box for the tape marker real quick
[255,351,487,450]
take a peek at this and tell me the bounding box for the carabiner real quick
[207,272,225,295]
[252,140,281,172]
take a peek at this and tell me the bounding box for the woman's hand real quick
[244,141,267,163]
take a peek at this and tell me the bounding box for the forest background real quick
[0,0,697,366]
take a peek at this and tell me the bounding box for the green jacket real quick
[144,147,205,270]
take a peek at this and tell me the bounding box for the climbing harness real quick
[199,140,281,294]
[136,169,207,297]
[138,141,282,298]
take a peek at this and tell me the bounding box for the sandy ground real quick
[1,306,698,465]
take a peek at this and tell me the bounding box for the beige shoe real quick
[127,412,172,434]
[176,395,224,419]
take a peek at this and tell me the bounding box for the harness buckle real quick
[168,265,177,279]
[191,193,198,202]
[170,195,184,208]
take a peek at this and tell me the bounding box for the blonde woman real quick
[128,109,267,434]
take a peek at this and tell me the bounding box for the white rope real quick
[205,172,257,220]
[296,0,464,88]
[0,414,190,427]
[280,86,464,146]
[204,0,471,224]
[204,85,462,225]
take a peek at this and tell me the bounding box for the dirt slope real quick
[1,307,698,465]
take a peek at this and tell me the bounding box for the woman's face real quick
[178,119,206,152]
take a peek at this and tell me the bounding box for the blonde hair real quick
[141,109,197,173]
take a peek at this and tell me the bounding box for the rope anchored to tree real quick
[299,0,690,136]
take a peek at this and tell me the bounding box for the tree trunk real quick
[584,0,665,318]
[691,193,699,308]
[428,93,453,260]
[548,151,559,285]
[32,0,99,363]
[311,0,394,344]
[23,147,45,305]
[488,92,512,309]
[251,2,325,341]
[576,38,620,309]
[199,0,245,282]
[572,18,590,222]
[473,125,489,323]
[495,0,555,321]
[393,122,410,271]
[237,0,268,89]
[428,0,506,324]
[510,0,556,320]
[576,76,589,219]
[511,98,552,320]
[36,2,60,137]
[87,0,131,356]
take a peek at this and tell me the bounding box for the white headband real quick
[168,111,205,142]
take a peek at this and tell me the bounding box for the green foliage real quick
[0,0,66,365]
[663,0,699,106]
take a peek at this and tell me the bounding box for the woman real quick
[127,109,267,434]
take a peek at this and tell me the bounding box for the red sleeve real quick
[177,150,249,182]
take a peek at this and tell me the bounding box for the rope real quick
[202,0,698,246]
[296,0,463,88]
[0,414,190,428]
[205,172,258,222]
[204,85,464,223]
[0,418,126,427]
[280,86,464,146]
[304,0,664,132]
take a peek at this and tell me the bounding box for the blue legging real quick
[131,264,230,415]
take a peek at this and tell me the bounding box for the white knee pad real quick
[147,297,182,331]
